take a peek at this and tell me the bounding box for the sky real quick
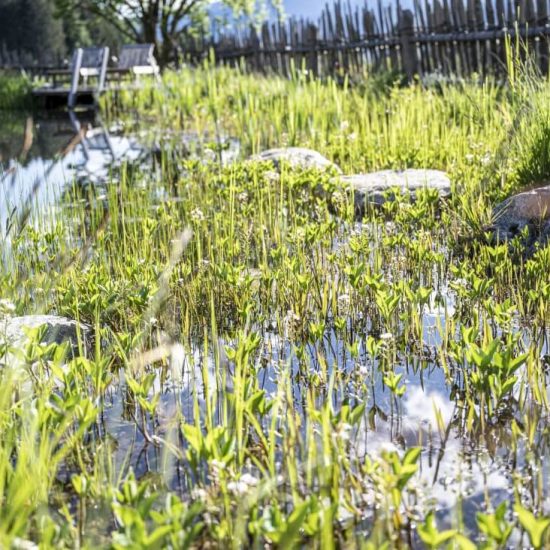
[283,0,362,19]
[283,0,339,18]
[212,1,366,23]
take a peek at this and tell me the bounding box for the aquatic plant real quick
[0,61,549,546]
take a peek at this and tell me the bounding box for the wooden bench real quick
[33,44,159,108]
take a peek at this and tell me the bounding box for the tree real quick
[60,7,128,55]
[0,0,66,64]
[54,0,281,68]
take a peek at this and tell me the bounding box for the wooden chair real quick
[115,44,159,79]
[68,46,109,107]
[34,46,109,108]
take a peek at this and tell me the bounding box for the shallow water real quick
[2,108,550,545]
[0,111,144,253]
[0,110,240,253]
[92,305,550,536]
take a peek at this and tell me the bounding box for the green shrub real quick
[0,72,33,110]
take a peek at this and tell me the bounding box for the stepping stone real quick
[0,315,91,358]
[251,147,342,173]
[341,169,451,213]
[492,185,550,252]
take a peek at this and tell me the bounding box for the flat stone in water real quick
[492,185,550,253]
[1,315,90,356]
[251,147,342,173]
[341,169,451,211]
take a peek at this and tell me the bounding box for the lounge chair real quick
[68,47,110,106]
[115,44,159,78]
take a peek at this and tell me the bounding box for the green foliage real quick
[515,504,550,549]
[0,73,33,110]
[0,0,65,62]
[476,503,513,547]
[417,512,458,549]
[1,65,550,547]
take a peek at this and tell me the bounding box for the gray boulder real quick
[0,315,91,358]
[251,147,342,173]
[492,185,550,252]
[341,169,451,213]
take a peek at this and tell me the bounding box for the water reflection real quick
[0,110,144,253]
[0,111,242,253]
[2,109,548,542]
[101,318,549,535]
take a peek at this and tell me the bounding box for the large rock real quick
[0,315,91,358]
[342,169,452,213]
[492,185,550,252]
[251,147,342,173]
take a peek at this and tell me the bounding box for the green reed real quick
[0,60,549,547]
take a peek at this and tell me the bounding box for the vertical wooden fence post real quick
[399,9,419,78]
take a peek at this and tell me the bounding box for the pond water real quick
[2,108,550,545]
[0,110,239,254]
[64,314,546,547]
[0,111,143,252]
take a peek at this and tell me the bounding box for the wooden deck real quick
[31,44,159,110]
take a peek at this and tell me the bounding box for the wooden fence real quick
[3,0,550,79]
[181,0,550,78]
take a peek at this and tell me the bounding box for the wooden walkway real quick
[32,88,97,109]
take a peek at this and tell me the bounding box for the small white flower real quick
[378,441,399,454]
[264,170,280,184]
[240,473,259,487]
[358,364,369,377]
[481,153,492,166]
[379,332,393,340]
[321,497,332,509]
[191,487,208,501]
[227,480,249,496]
[0,299,15,313]
[190,208,205,222]
[337,422,353,442]
[210,459,224,471]
[11,538,38,550]
[0,299,16,316]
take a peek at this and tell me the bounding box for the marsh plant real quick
[1,59,550,547]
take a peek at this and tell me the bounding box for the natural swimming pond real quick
[1,69,550,547]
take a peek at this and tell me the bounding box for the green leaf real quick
[277,500,310,548]
[515,504,550,549]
